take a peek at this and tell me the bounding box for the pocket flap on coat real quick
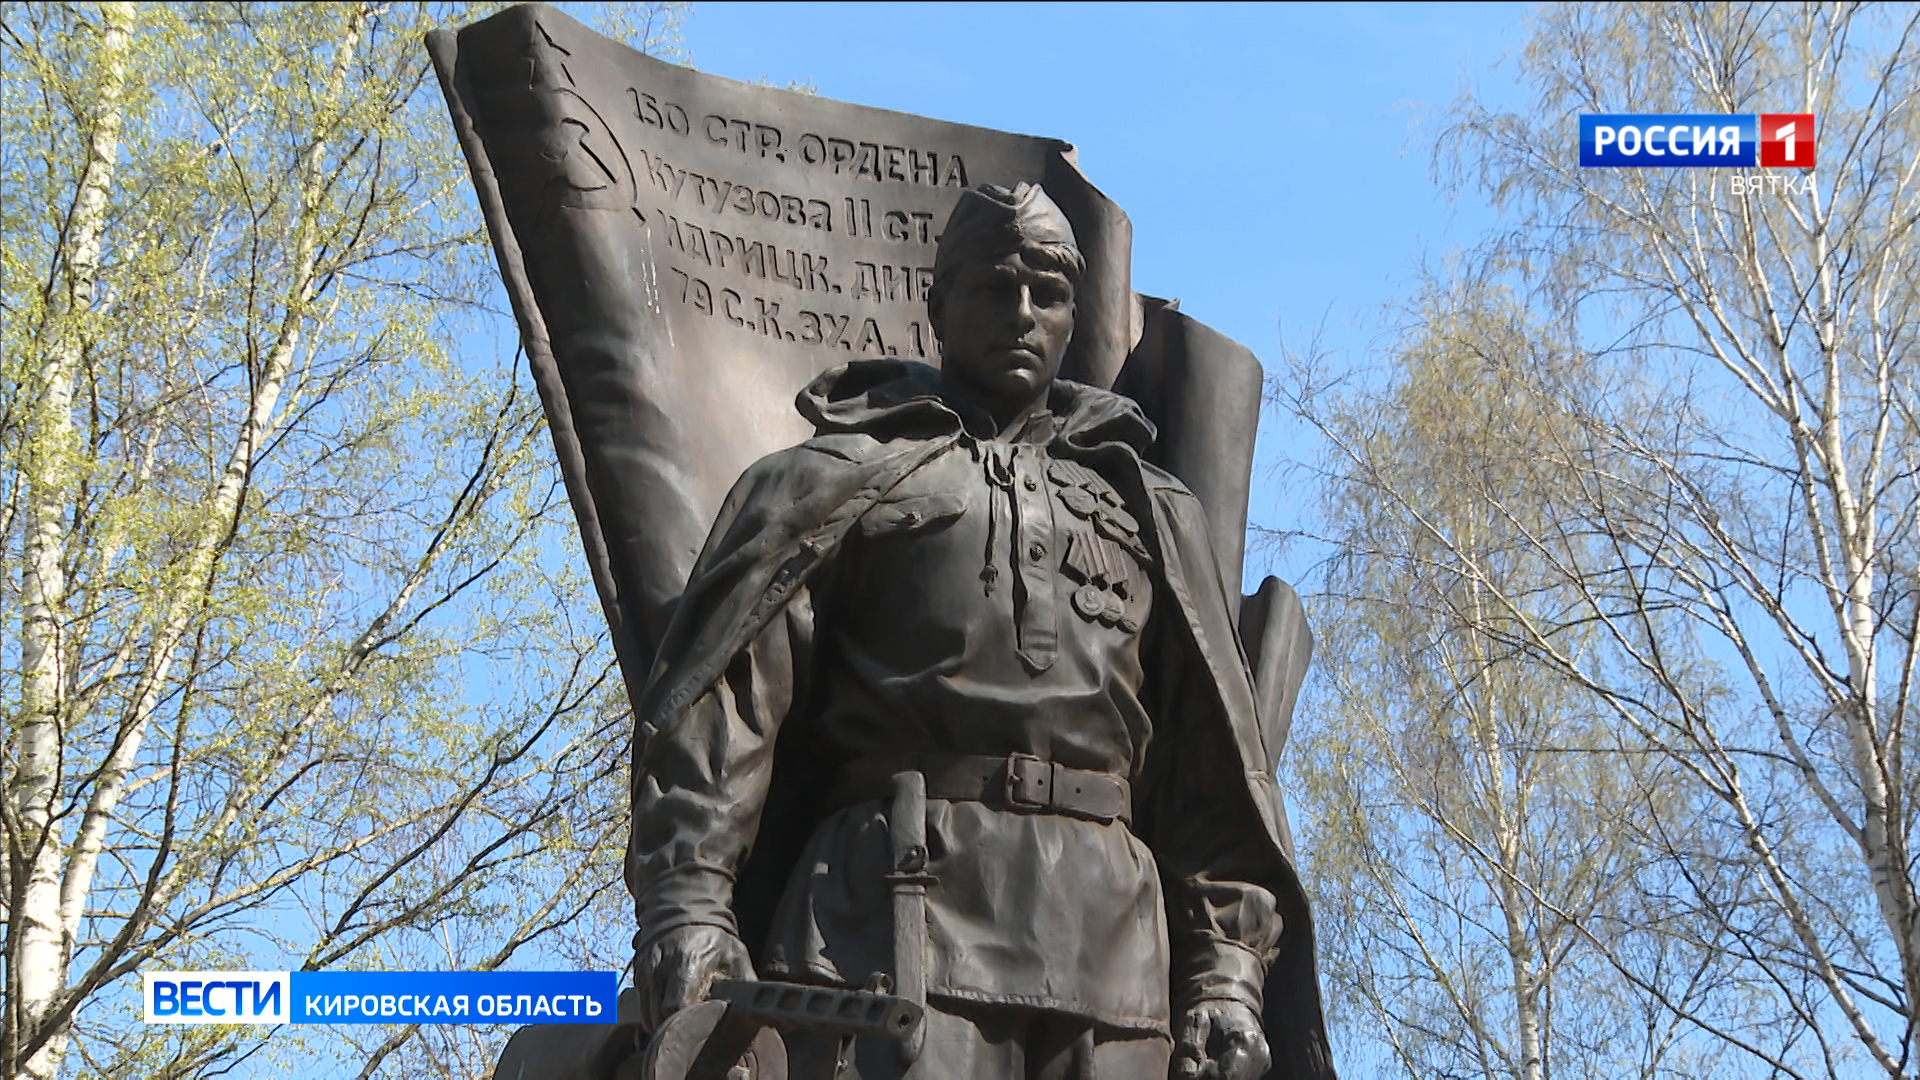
[859,493,966,536]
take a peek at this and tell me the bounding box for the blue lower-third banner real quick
[145,970,618,1024]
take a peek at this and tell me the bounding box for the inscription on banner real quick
[631,91,971,187]
[606,66,983,363]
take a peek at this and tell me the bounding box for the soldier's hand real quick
[1173,999,1271,1080]
[633,923,755,1032]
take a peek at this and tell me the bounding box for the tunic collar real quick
[797,360,1152,456]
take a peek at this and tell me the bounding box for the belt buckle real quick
[1004,753,1053,810]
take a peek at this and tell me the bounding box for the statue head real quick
[928,183,1084,422]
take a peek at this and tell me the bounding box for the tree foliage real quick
[2,3,681,1077]
[1280,4,1919,1077]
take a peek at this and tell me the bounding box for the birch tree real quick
[1,3,681,1077]
[1281,284,1722,1079]
[1281,3,1919,1077]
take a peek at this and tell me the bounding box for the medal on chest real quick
[1048,459,1150,633]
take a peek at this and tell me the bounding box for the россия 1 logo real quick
[1581,114,1815,167]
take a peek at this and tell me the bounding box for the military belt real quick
[833,752,1132,825]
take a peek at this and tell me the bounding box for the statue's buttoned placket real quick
[1009,445,1057,672]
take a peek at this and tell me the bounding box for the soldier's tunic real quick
[629,363,1302,1068]
[767,409,1172,1029]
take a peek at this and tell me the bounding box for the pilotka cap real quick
[932,182,1082,288]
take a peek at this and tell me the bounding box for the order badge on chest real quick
[1049,459,1150,634]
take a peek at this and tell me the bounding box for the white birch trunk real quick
[7,9,369,1076]
[54,1,369,954]
[8,8,133,1078]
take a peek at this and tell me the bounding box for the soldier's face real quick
[933,250,1076,409]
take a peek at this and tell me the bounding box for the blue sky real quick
[677,1,1534,584]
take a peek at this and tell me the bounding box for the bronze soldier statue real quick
[626,183,1333,1080]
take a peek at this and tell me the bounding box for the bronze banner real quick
[428,3,1262,711]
